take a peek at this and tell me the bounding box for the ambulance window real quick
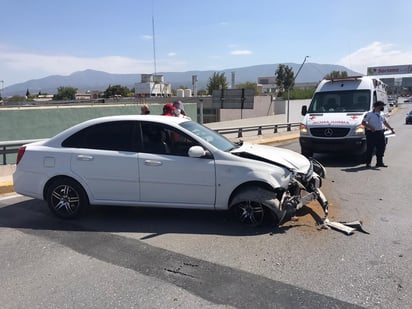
[352,92,370,111]
[324,95,340,111]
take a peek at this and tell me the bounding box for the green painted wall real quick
[0,103,197,141]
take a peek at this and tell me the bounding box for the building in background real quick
[75,91,100,101]
[257,77,277,95]
[257,77,317,95]
[367,65,412,95]
[135,74,172,97]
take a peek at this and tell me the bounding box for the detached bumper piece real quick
[322,220,369,235]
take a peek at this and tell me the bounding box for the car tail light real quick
[16,146,26,165]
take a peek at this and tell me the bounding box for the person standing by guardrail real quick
[140,104,150,115]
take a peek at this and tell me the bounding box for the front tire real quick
[45,178,88,219]
[230,187,281,227]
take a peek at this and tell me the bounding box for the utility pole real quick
[287,56,309,123]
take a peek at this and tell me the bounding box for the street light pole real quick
[287,56,309,123]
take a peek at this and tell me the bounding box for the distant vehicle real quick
[387,103,394,113]
[388,96,398,107]
[300,76,388,157]
[406,110,412,124]
[13,115,329,227]
[404,97,412,103]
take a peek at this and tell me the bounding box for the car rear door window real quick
[62,121,138,152]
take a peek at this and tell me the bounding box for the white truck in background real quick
[300,76,388,157]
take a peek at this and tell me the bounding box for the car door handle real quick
[77,155,94,161]
[144,159,163,166]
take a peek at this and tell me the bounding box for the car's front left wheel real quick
[230,187,281,227]
[45,177,88,219]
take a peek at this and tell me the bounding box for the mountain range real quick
[3,63,361,96]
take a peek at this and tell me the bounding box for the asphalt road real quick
[1,103,411,308]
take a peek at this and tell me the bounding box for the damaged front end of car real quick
[230,144,329,226]
[275,157,329,224]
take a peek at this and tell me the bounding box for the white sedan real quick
[13,115,329,226]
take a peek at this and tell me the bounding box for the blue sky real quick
[1,0,412,86]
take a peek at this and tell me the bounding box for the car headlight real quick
[300,123,309,135]
[352,125,365,136]
[310,158,326,178]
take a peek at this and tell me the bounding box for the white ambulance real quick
[300,76,388,157]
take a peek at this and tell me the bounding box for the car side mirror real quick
[301,105,307,116]
[188,146,207,158]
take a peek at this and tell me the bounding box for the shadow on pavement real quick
[0,198,283,237]
[311,153,365,169]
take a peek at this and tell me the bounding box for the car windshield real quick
[180,121,236,152]
[308,90,371,113]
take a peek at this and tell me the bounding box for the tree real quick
[26,89,30,97]
[324,70,348,79]
[103,84,130,98]
[197,89,208,96]
[275,64,295,97]
[7,95,27,102]
[236,82,259,95]
[54,86,77,100]
[288,88,316,100]
[206,72,228,95]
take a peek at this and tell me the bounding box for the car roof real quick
[88,114,189,124]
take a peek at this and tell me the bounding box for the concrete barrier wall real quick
[275,99,286,114]
[219,96,275,121]
[0,103,197,141]
[0,99,308,141]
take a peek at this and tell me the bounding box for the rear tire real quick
[45,178,88,219]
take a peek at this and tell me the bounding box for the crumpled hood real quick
[231,143,310,173]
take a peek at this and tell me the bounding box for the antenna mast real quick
[151,1,161,96]
[152,14,157,76]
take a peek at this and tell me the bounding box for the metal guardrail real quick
[1,123,300,165]
[0,139,45,165]
[215,123,300,138]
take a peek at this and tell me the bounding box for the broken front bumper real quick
[278,159,329,223]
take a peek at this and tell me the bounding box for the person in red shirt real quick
[162,103,175,116]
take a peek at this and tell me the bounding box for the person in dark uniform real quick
[361,101,395,168]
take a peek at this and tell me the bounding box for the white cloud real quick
[230,50,252,56]
[168,52,177,57]
[338,42,412,74]
[141,35,153,40]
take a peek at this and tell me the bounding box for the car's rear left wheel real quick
[45,178,87,219]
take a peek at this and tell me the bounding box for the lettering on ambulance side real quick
[307,115,361,125]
